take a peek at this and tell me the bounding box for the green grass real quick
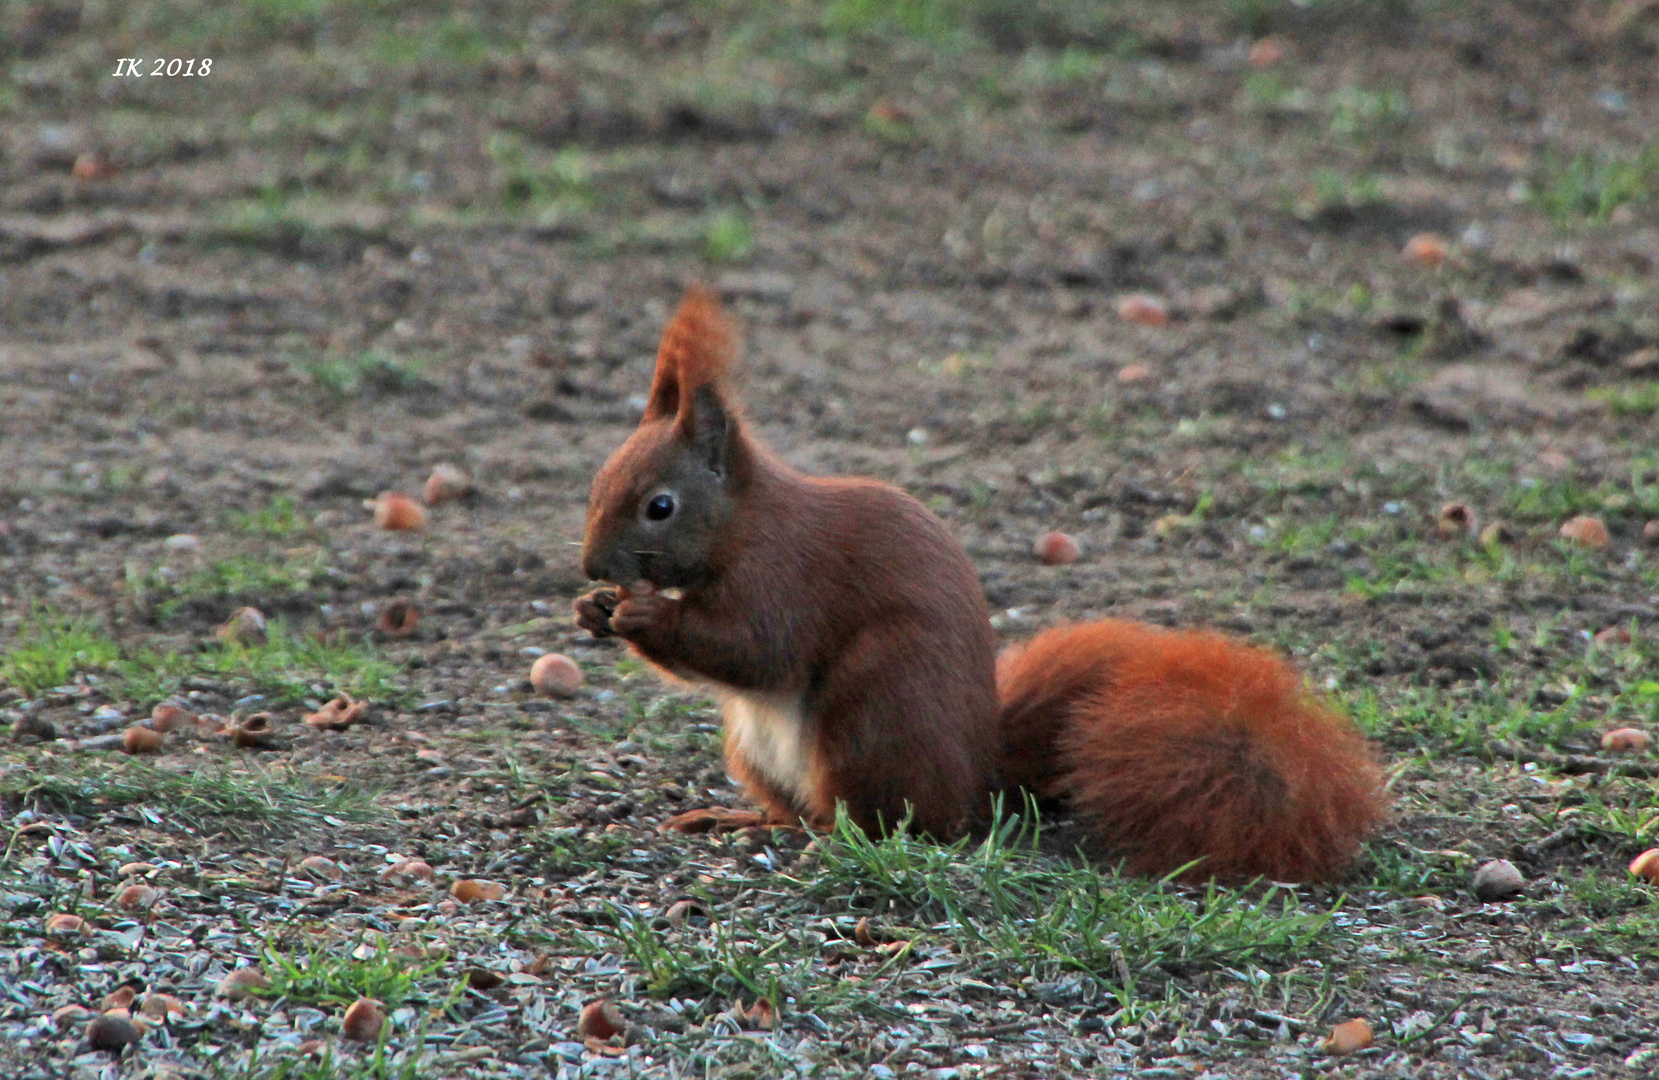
[580,804,1340,1027]
[262,936,448,1010]
[126,551,329,619]
[703,209,755,262]
[119,619,411,707]
[0,601,409,708]
[1296,167,1388,220]
[1327,84,1411,139]
[802,805,1335,992]
[0,610,121,696]
[229,495,306,538]
[598,900,818,1005]
[218,1043,431,1080]
[1531,147,1659,226]
[486,133,596,219]
[300,351,427,397]
[1590,382,1659,419]
[0,759,383,835]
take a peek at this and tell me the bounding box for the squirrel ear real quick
[644,286,733,422]
[683,385,734,479]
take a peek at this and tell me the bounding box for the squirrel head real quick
[580,287,748,590]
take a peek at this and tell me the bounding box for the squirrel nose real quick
[581,543,629,585]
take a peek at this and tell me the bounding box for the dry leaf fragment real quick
[1559,515,1611,549]
[45,913,88,936]
[450,878,507,903]
[230,712,280,749]
[1594,626,1634,647]
[1479,521,1515,546]
[368,491,425,531]
[424,463,472,506]
[464,967,505,991]
[377,599,420,637]
[577,999,625,1041]
[1115,362,1153,384]
[304,695,366,731]
[1324,1018,1373,1054]
[341,997,387,1043]
[217,967,270,1000]
[1602,728,1652,752]
[744,998,778,1030]
[1436,502,1479,540]
[100,987,138,1012]
[853,917,878,948]
[529,653,583,697]
[53,1004,93,1030]
[217,606,268,646]
[663,899,703,927]
[116,884,160,911]
[121,725,164,755]
[378,858,435,882]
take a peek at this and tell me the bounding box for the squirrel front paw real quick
[610,581,676,636]
[573,587,620,638]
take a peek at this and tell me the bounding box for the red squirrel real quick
[574,288,1387,882]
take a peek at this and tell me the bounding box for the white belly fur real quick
[718,689,812,804]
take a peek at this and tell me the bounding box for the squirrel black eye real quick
[645,493,676,521]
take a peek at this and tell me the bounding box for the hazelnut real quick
[1601,728,1651,753]
[1559,515,1611,549]
[369,492,425,531]
[122,725,164,755]
[1402,233,1450,268]
[1323,1018,1373,1054]
[530,653,583,697]
[1116,294,1170,328]
[577,999,625,1041]
[1033,531,1081,566]
[341,997,387,1043]
[424,463,472,506]
[450,878,507,903]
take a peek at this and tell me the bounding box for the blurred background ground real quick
[2,1,1659,1077]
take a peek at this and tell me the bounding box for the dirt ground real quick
[2,2,1659,1078]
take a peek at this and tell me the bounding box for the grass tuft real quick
[0,610,121,696]
[0,759,383,835]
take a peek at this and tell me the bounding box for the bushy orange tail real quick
[996,621,1386,882]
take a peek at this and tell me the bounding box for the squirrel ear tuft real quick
[644,285,736,422]
[684,385,734,478]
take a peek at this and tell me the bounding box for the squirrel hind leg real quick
[1057,633,1387,883]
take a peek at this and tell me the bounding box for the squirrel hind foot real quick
[661,806,802,835]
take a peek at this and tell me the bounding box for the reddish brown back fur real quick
[998,621,1386,882]
[644,285,736,422]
